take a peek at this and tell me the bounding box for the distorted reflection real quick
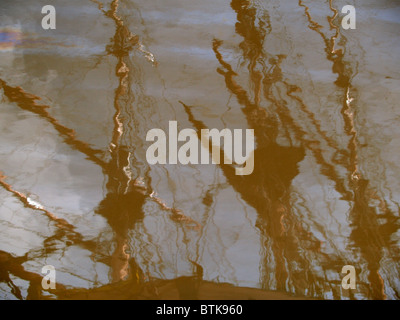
[0,0,399,300]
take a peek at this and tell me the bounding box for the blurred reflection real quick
[299,0,400,299]
[183,0,399,298]
[93,0,203,283]
[183,0,318,294]
[93,0,147,283]
[0,0,199,294]
[0,0,399,300]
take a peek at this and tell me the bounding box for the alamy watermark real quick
[145,121,255,175]
[341,5,356,30]
[41,5,56,30]
[41,265,56,289]
[341,265,356,290]
[40,4,355,31]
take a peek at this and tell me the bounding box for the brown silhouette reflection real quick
[218,1,324,294]
[182,0,400,299]
[94,0,201,282]
[0,250,71,300]
[182,0,320,295]
[93,0,148,283]
[0,0,398,300]
[298,0,399,299]
[0,0,201,297]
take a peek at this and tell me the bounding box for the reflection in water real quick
[94,0,148,283]
[93,0,202,283]
[183,0,318,295]
[0,0,399,299]
[298,0,399,299]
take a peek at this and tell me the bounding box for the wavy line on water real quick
[297,0,400,299]
[0,79,107,170]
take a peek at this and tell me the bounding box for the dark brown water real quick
[0,0,399,300]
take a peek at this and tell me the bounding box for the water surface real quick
[0,0,399,300]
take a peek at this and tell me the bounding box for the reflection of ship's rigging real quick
[0,0,398,300]
[181,0,399,299]
[93,0,202,283]
[0,0,200,298]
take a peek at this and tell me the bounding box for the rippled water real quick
[0,0,399,300]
